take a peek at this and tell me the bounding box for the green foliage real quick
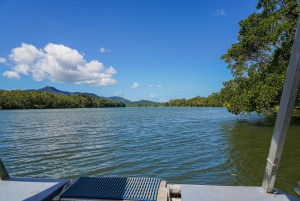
[221,0,300,115]
[163,93,223,107]
[108,96,133,104]
[123,93,223,107]
[126,100,160,107]
[0,90,125,109]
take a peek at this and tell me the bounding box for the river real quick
[0,107,299,196]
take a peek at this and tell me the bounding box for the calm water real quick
[0,107,299,196]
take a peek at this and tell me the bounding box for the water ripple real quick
[0,108,299,196]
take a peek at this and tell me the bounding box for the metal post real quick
[262,17,300,193]
[0,159,9,180]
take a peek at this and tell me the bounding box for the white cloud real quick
[149,94,158,98]
[213,9,226,16]
[105,66,117,74]
[9,43,44,65]
[4,43,117,86]
[115,92,122,96]
[149,84,162,88]
[100,47,111,53]
[3,71,20,79]
[131,82,139,88]
[0,57,6,63]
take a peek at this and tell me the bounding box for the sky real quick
[0,0,259,102]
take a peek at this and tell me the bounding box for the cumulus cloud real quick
[0,57,6,63]
[3,71,20,79]
[213,9,226,16]
[149,94,158,98]
[105,66,117,74]
[100,47,111,53]
[157,85,162,88]
[149,85,153,88]
[4,43,117,86]
[131,82,139,88]
[115,92,122,96]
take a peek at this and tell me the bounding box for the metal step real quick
[59,177,161,201]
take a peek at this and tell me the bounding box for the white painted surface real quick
[181,185,300,201]
[0,177,68,201]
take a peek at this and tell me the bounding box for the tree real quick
[0,90,125,109]
[221,0,300,115]
[162,94,223,107]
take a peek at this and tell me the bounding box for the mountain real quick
[27,86,102,98]
[107,97,160,105]
[107,96,133,104]
[25,86,160,105]
[129,100,160,105]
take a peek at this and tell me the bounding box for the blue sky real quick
[0,0,258,102]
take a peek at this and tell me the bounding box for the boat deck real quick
[1,177,299,201]
[0,177,69,201]
[180,185,300,201]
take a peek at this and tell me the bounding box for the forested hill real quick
[125,100,161,107]
[0,90,125,109]
[27,86,103,98]
[26,86,160,105]
[107,96,132,104]
[0,86,224,108]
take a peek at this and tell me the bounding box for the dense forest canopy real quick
[0,90,125,109]
[0,89,223,109]
[220,0,300,115]
[163,93,223,107]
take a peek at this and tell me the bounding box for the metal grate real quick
[60,177,161,201]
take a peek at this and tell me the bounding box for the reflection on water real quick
[221,116,300,195]
[0,107,299,196]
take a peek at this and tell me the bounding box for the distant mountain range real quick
[27,86,103,98]
[26,86,160,105]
